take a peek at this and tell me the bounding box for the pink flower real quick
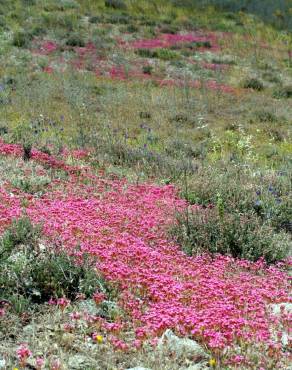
[56,297,70,311]
[93,291,106,305]
[133,339,142,349]
[63,322,74,332]
[69,311,81,320]
[50,358,61,370]
[36,357,44,369]
[109,336,129,351]
[16,344,32,366]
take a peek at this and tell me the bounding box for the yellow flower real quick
[95,335,103,343]
[209,358,216,367]
[13,368,19,370]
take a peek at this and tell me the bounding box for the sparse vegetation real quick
[0,0,291,369]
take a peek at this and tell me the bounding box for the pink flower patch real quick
[127,32,219,51]
[202,62,229,71]
[43,66,54,73]
[32,40,58,55]
[0,139,290,366]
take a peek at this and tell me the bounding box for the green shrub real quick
[41,12,80,32]
[159,24,179,34]
[273,85,292,99]
[242,78,264,91]
[165,138,200,159]
[0,217,41,260]
[255,110,278,123]
[179,164,292,234]
[65,34,86,47]
[155,48,180,60]
[89,15,101,23]
[105,0,127,10]
[136,48,180,60]
[262,70,281,83]
[105,13,133,24]
[21,0,36,5]
[127,24,139,32]
[0,126,8,135]
[264,127,285,142]
[142,65,153,75]
[0,218,100,312]
[11,175,51,194]
[0,15,7,29]
[139,111,151,119]
[172,208,291,263]
[59,0,80,10]
[90,135,195,179]
[136,48,156,58]
[12,30,33,47]
[22,142,32,161]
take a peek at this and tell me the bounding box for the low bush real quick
[179,164,292,234]
[104,0,127,10]
[59,0,80,10]
[12,30,33,48]
[159,24,179,34]
[65,34,86,47]
[106,14,132,24]
[142,65,153,74]
[90,135,196,180]
[0,217,100,313]
[242,77,264,91]
[0,126,8,135]
[172,207,291,263]
[126,24,139,32]
[255,110,278,123]
[136,48,155,58]
[273,85,292,99]
[89,15,101,23]
[136,48,180,60]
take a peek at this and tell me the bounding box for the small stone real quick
[182,363,209,370]
[270,302,292,316]
[0,358,6,369]
[157,330,209,362]
[270,303,291,348]
[281,332,289,347]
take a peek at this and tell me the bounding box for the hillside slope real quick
[0,1,291,369]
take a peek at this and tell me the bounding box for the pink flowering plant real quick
[16,344,32,367]
[0,140,290,368]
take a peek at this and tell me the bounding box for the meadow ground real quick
[0,1,291,369]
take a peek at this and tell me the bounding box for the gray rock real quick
[270,302,292,316]
[182,364,209,370]
[0,358,6,369]
[157,330,209,362]
[281,332,289,347]
[270,303,291,348]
